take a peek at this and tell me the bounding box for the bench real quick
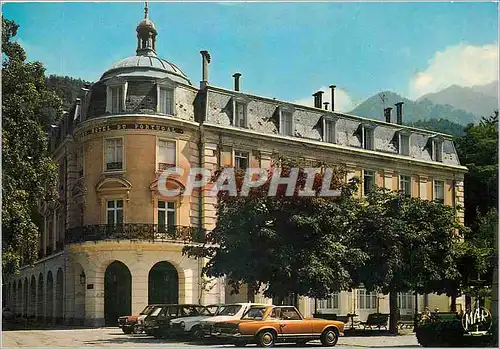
[397,314,414,329]
[360,313,389,330]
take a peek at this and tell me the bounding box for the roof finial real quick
[144,1,149,19]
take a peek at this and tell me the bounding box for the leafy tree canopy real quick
[2,18,61,277]
[183,156,367,301]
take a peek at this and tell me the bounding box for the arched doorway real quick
[104,261,132,326]
[46,271,54,323]
[17,280,22,317]
[30,276,36,317]
[23,278,28,317]
[55,268,64,323]
[148,261,179,304]
[37,274,44,320]
[12,282,17,315]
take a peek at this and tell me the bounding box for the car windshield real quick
[149,307,163,317]
[242,307,267,320]
[140,305,155,315]
[217,305,242,316]
[196,306,213,316]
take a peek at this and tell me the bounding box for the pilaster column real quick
[52,211,57,251]
[419,175,428,200]
[259,150,272,168]
[383,169,393,190]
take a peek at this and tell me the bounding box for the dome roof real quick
[137,18,156,32]
[100,55,191,85]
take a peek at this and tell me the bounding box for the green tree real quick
[2,18,61,277]
[183,156,366,304]
[456,111,498,228]
[455,111,498,299]
[349,188,464,333]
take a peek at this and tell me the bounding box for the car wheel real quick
[122,327,133,334]
[320,327,339,347]
[190,325,203,340]
[257,330,276,348]
[133,326,142,334]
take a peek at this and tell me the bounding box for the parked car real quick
[169,304,223,338]
[199,303,268,337]
[212,305,344,347]
[118,304,165,334]
[144,304,210,338]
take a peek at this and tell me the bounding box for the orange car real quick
[212,305,344,347]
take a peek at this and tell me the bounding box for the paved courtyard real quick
[2,327,419,348]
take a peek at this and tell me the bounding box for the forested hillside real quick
[406,118,465,138]
[45,75,91,111]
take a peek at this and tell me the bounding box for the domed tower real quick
[136,2,157,56]
[59,3,209,327]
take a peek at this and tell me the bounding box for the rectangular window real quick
[280,111,293,136]
[363,170,375,196]
[398,293,414,310]
[157,140,176,171]
[234,101,247,128]
[234,151,249,170]
[321,293,339,309]
[434,180,444,204]
[159,87,174,115]
[358,289,377,309]
[59,160,65,196]
[111,86,124,113]
[107,200,123,225]
[399,175,411,196]
[106,138,123,171]
[158,201,175,232]
[363,127,374,150]
[324,119,336,143]
[77,146,84,177]
[433,140,443,162]
[399,134,410,156]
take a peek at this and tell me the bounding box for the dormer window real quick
[323,116,338,144]
[111,86,124,113]
[428,136,444,162]
[279,106,294,136]
[159,86,174,115]
[360,123,376,150]
[105,80,127,114]
[397,130,411,156]
[234,101,247,128]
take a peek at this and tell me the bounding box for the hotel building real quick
[4,6,467,326]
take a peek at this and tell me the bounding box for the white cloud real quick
[293,86,358,112]
[409,43,499,99]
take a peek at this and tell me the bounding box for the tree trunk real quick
[247,284,255,303]
[450,293,457,312]
[389,290,399,334]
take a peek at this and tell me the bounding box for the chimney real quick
[323,102,330,110]
[384,107,393,123]
[313,91,324,108]
[200,50,211,87]
[329,85,337,111]
[232,73,242,91]
[395,102,404,125]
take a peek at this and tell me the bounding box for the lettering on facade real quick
[83,124,184,136]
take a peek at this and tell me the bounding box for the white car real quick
[199,303,268,337]
[169,304,224,338]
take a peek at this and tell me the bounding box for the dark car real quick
[118,304,164,334]
[144,304,210,338]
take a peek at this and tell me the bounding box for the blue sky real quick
[3,1,498,110]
